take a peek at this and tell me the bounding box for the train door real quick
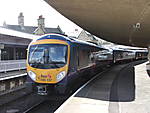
[113,50,116,63]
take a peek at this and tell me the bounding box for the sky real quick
[0,0,82,36]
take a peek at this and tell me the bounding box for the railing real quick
[0,60,26,73]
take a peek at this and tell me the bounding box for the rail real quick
[0,60,26,73]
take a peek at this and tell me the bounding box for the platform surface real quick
[0,70,26,81]
[55,61,150,113]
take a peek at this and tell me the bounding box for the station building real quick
[0,13,64,72]
[0,28,32,61]
[0,28,38,72]
[1,12,64,61]
[78,30,113,46]
[3,13,64,35]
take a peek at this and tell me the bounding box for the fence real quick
[0,60,26,73]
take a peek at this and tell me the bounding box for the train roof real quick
[36,33,96,45]
[35,33,106,50]
[102,44,148,52]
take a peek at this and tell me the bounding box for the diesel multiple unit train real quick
[26,34,148,95]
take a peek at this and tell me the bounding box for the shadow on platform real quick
[109,66,135,102]
[75,60,146,102]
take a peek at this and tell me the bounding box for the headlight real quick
[56,71,66,82]
[28,71,36,81]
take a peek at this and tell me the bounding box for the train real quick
[95,47,148,63]
[26,33,148,95]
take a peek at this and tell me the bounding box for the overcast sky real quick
[0,0,82,36]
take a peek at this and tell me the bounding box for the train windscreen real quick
[28,44,68,69]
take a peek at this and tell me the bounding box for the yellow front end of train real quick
[27,38,70,84]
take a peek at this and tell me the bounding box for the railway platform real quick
[55,61,150,113]
[0,70,26,80]
[0,70,27,95]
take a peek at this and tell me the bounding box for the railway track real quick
[23,100,45,113]
[22,94,70,113]
[0,90,45,113]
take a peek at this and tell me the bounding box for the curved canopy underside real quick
[45,0,150,48]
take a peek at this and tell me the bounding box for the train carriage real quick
[26,34,107,95]
[113,49,136,63]
[135,49,148,60]
[93,49,113,66]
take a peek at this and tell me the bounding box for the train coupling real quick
[37,85,47,95]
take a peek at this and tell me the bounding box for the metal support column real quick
[13,47,16,60]
[0,49,1,61]
[0,43,4,61]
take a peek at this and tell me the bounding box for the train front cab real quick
[27,37,71,95]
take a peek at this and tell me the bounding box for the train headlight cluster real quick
[56,71,66,82]
[28,71,36,81]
